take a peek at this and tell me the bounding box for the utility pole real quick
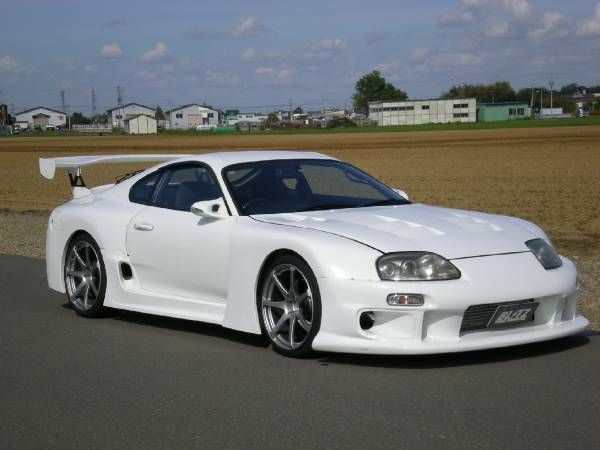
[530,86,535,118]
[91,89,97,118]
[540,88,543,117]
[116,86,124,128]
[60,90,70,130]
[549,79,554,119]
[116,86,124,106]
[60,90,66,113]
[288,98,292,121]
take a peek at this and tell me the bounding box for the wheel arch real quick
[255,248,309,300]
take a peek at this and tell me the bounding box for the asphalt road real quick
[1,254,598,449]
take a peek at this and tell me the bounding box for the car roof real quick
[167,150,336,171]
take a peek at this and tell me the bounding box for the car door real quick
[126,162,234,304]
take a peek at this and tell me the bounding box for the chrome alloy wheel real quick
[261,264,314,351]
[65,241,101,311]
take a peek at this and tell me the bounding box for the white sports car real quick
[40,151,588,356]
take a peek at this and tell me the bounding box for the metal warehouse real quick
[368,98,476,126]
[477,102,530,122]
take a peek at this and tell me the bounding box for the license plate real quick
[487,302,539,328]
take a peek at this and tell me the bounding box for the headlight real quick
[376,252,461,281]
[526,238,562,270]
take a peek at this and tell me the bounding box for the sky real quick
[1,0,599,115]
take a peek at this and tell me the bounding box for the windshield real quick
[223,159,409,215]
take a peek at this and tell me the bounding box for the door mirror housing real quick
[392,188,409,200]
[190,198,228,219]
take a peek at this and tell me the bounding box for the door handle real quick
[134,222,154,231]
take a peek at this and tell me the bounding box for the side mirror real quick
[190,198,228,220]
[392,188,409,200]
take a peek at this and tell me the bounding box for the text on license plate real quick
[487,302,539,328]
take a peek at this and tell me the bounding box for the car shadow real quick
[61,302,269,348]
[315,333,593,369]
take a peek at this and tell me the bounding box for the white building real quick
[226,112,268,126]
[107,103,155,129]
[15,107,66,129]
[368,98,476,126]
[124,114,157,134]
[166,104,218,129]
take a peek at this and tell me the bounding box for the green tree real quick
[353,70,408,114]
[293,106,304,115]
[155,106,166,121]
[442,81,516,102]
[263,112,279,129]
[70,112,90,125]
[90,112,108,124]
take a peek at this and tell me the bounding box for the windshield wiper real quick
[297,204,358,212]
[363,198,410,207]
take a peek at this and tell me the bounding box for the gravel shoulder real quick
[1,210,598,329]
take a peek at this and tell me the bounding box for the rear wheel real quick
[64,233,106,317]
[258,255,321,357]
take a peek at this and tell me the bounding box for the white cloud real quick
[439,11,474,27]
[232,16,265,37]
[140,42,169,62]
[578,2,600,36]
[374,61,401,72]
[100,43,123,59]
[500,0,532,21]
[303,38,346,59]
[242,48,256,61]
[441,0,532,27]
[0,55,33,75]
[412,48,429,62]
[254,67,292,80]
[484,21,511,37]
[529,12,569,40]
[185,16,266,39]
[241,48,288,62]
[430,52,482,67]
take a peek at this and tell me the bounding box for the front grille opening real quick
[460,299,534,334]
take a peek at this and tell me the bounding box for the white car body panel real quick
[41,150,589,354]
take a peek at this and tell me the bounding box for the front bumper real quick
[311,252,589,355]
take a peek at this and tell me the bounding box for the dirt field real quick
[1,126,599,327]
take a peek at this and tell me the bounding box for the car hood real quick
[252,204,539,259]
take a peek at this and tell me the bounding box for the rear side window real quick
[129,171,162,204]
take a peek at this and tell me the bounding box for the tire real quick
[258,254,322,357]
[64,233,107,317]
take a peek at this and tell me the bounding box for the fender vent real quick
[120,263,133,280]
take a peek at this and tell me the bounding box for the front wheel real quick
[64,233,107,317]
[258,255,322,357]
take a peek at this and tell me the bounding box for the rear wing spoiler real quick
[39,154,189,198]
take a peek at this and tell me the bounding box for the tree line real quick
[352,71,599,114]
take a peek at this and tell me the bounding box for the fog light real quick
[387,294,424,306]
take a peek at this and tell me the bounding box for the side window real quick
[154,165,221,211]
[129,170,162,204]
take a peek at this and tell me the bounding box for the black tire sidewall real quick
[64,233,107,317]
[257,254,322,357]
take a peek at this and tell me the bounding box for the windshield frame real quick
[221,158,410,216]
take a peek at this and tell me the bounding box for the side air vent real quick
[120,262,133,280]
